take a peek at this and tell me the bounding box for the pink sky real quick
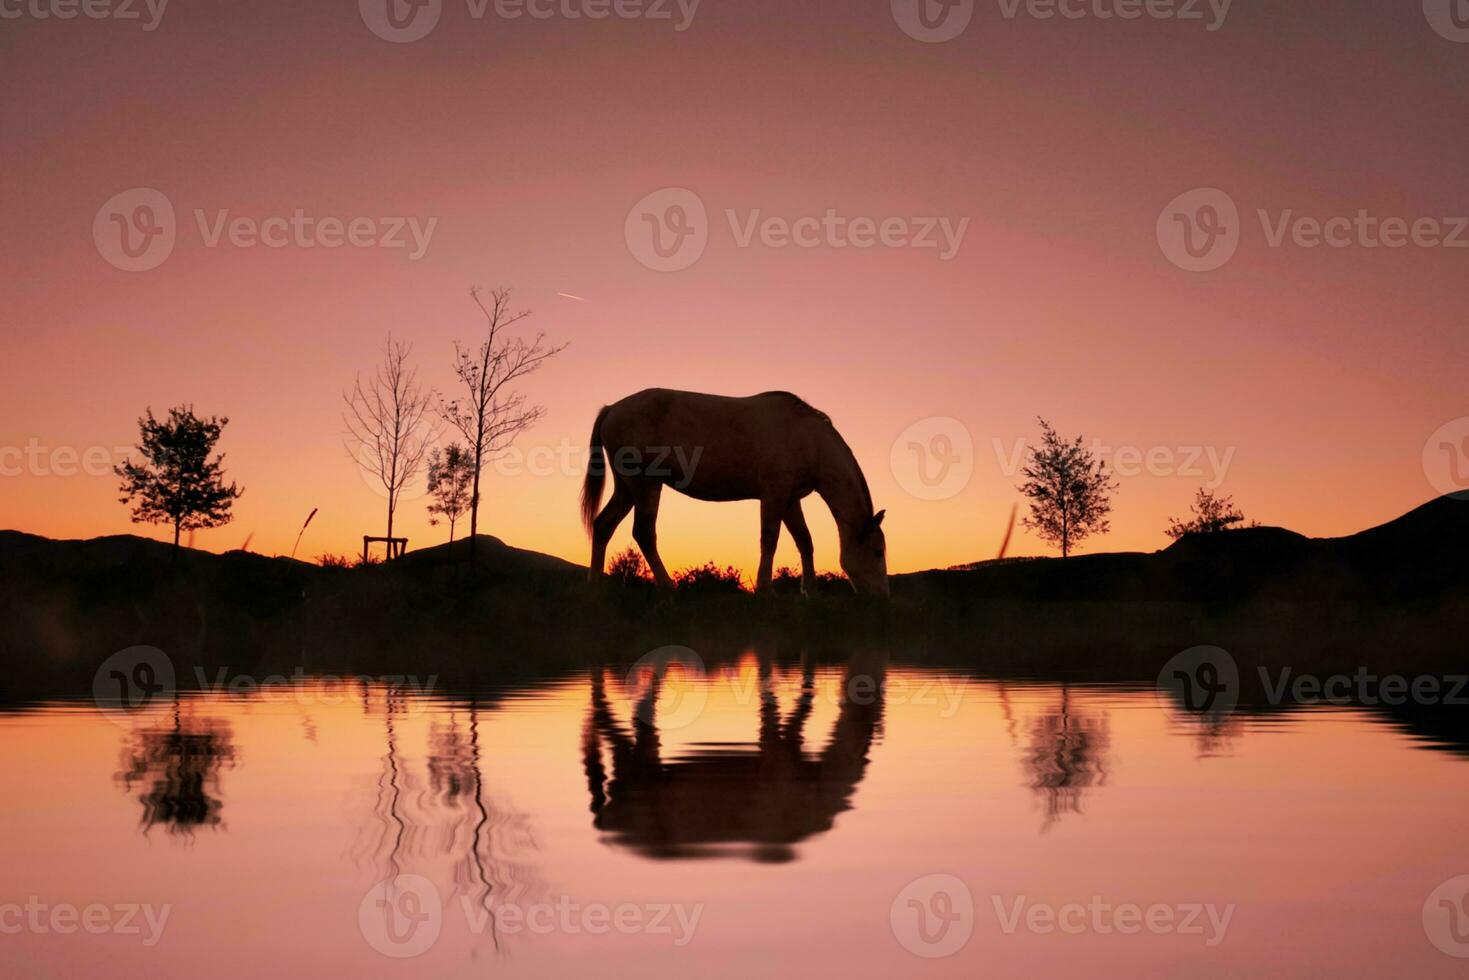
[3,2,1466,573]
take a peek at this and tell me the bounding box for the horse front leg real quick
[756,497,783,594]
[782,499,817,596]
[632,482,675,590]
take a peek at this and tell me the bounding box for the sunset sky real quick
[3,1,1466,574]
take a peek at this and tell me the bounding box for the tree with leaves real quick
[344,336,435,555]
[439,287,565,560]
[115,406,244,559]
[1017,418,1118,558]
[426,443,475,545]
[1166,487,1253,540]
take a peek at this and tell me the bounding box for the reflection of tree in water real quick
[1188,715,1242,759]
[115,700,238,836]
[428,701,538,924]
[1024,685,1110,832]
[348,685,538,952]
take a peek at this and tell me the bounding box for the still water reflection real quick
[2,649,1468,977]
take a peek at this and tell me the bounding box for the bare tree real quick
[344,336,435,554]
[1017,417,1118,558]
[439,287,565,559]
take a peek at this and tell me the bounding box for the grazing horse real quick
[580,389,888,596]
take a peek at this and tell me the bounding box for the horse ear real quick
[866,510,886,536]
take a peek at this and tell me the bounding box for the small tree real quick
[115,406,244,559]
[1166,488,1252,540]
[439,287,565,560]
[344,335,435,555]
[426,443,475,545]
[1017,418,1118,558]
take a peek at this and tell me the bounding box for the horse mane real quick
[759,391,873,517]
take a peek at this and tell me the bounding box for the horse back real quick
[599,389,830,501]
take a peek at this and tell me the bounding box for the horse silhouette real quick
[582,649,887,862]
[580,389,888,595]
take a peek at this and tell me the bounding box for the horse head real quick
[839,509,889,597]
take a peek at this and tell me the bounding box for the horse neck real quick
[815,432,872,535]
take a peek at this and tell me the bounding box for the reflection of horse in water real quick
[582,649,887,862]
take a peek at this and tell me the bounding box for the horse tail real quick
[581,405,611,536]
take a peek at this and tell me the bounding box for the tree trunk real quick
[172,521,181,564]
[387,503,395,561]
[468,436,483,560]
[469,483,479,556]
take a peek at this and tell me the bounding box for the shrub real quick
[674,562,748,594]
[607,547,653,586]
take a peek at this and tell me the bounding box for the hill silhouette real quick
[908,496,1469,603]
[0,496,1464,703]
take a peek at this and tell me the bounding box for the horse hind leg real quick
[631,482,674,590]
[589,480,634,581]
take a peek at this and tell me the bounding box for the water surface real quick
[2,654,1467,977]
